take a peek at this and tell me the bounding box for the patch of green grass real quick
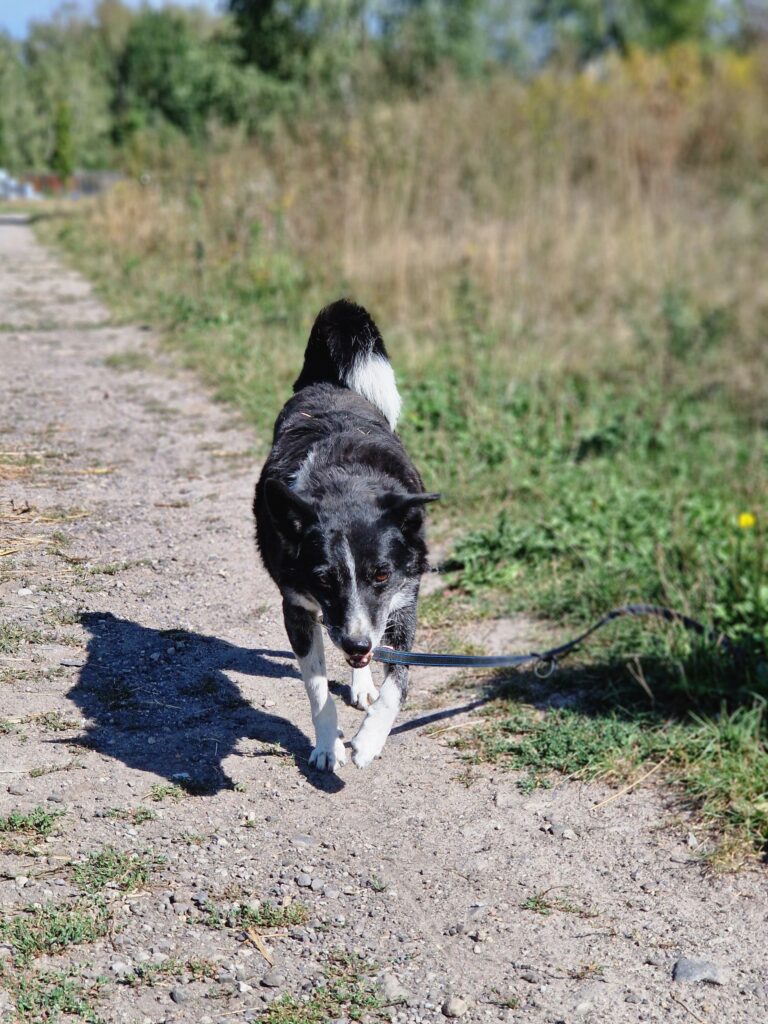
[29,760,84,778]
[0,900,110,965]
[264,950,385,1023]
[169,831,206,847]
[86,560,137,576]
[55,630,83,648]
[103,350,153,372]
[0,624,44,654]
[122,956,217,987]
[460,676,768,866]
[202,899,309,931]
[2,966,105,1023]
[0,807,64,838]
[26,711,77,732]
[44,604,81,626]
[569,962,605,981]
[72,847,163,892]
[490,989,520,1009]
[148,782,186,802]
[104,806,157,824]
[521,888,597,918]
[96,677,135,710]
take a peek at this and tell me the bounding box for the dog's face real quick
[265,480,437,667]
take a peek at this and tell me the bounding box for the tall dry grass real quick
[63,44,768,404]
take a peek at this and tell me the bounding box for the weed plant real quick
[264,950,385,1023]
[72,847,163,892]
[1,967,105,1023]
[0,807,63,838]
[0,900,110,966]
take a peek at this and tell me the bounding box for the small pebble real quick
[291,833,318,847]
[673,958,728,985]
[380,973,410,1005]
[170,987,187,1004]
[261,970,285,988]
[296,873,312,888]
[442,995,469,1018]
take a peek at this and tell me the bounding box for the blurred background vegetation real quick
[1,1,766,174]
[5,1,767,857]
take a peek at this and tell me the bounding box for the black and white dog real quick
[254,300,437,772]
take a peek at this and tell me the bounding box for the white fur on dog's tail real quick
[293,300,401,429]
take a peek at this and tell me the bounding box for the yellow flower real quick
[738,512,756,529]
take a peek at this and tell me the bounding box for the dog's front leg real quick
[350,602,415,768]
[283,601,346,772]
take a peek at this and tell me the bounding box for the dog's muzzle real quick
[340,635,373,669]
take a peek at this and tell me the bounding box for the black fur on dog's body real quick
[254,300,437,771]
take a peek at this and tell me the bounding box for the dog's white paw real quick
[351,667,379,710]
[308,737,346,773]
[351,715,388,768]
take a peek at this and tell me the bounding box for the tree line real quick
[0,0,759,175]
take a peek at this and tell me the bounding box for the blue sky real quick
[0,1,221,39]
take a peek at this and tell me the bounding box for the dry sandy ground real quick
[0,214,766,1024]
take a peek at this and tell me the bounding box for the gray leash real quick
[373,603,730,675]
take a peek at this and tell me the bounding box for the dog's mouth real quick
[345,652,373,669]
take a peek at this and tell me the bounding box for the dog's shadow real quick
[63,612,344,794]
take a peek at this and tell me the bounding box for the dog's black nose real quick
[341,636,372,657]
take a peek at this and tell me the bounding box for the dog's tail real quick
[293,299,401,429]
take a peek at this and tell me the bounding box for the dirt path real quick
[0,214,765,1024]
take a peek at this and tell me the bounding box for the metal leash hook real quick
[534,655,557,679]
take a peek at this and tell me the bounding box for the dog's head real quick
[264,479,439,667]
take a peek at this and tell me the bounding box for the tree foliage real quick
[0,0,753,175]
[532,0,717,60]
[50,102,75,180]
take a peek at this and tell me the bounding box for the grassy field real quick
[38,48,768,864]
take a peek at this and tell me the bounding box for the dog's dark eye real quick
[315,570,332,588]
[373,569,390,585]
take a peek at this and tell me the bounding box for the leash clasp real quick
[534,655,557,679]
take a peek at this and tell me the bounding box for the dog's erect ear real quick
[264,479,315,543]
[380,492,440,534]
